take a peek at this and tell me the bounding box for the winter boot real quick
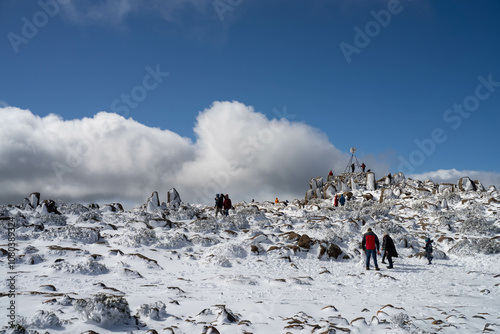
[375,267,380,271]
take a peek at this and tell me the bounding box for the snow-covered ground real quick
[1,175,500,334]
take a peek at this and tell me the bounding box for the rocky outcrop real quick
[167,188,182,208]
[147,191,160,213]
[458,177,476,192]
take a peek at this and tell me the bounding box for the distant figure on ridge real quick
[361,163,366,172]
[351,163,355,173]
[387,173,392,184]
[381,232,398,269]
[339,194,346,206]
[423,238,433,265]
[275,198,279,204]
[223,194,232,216]
[328,170,334,182]
[215,193,224,217]
[362,228,380,270]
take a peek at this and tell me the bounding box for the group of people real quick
[362,228,434,270]
[214,193,232,217]
[333,194,345,207]
[349,162,367,173]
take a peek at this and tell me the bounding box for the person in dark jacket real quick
[223,194,232,216]
[215,193,224,217]
[339,194,346,206]
[423,238,433,264]
[362,228,380,270]
[382,232,398,269]
[361,163,366,172]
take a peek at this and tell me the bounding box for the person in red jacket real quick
[223,194,232,216]
[333,194,339,207]
[362,228,380,270]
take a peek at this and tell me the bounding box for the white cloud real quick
[8,101,494,208]
[0,102,356,207]
[9,101,494,209]
[409,169,500,189]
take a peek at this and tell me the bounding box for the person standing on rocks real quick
[423,238,433,265]
[381,232,398,269]
[362,228,380,270]
[361,163,366,172]
[215,193,224,217]
[333,194,339,207]
[223,194,232,216]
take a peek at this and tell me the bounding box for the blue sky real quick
[1,0,499,206]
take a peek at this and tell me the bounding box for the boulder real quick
[298,234,312,249]
[30,192,40,208]
[147,191,160,213]
[366,172,376,191]
[343,191,353,200]
[37,200,59,215]
[438,183,454,194]
[457,177,476,192]
[474,180,485,192]
[393,172,405,184]
[324,184,337,199]
[363,193,373,201]
[350,176,357,191]
[327,243,342,259]
[305,189,315,201]
[167,188,182,208]
[22,198,31,210]
[309,177,324,191]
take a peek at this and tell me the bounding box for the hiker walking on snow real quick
[362,228,380,270]
[381,232,398,269]
[339,194,346,206]
[223,194,232,216]
[215,193,224,217]
[423,238,433,264]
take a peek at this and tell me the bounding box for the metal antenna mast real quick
[344,147,362,173]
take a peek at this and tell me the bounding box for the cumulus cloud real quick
[0,101,365,207]
[409,169,500,189]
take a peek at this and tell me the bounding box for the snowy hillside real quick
[1,173,500,334]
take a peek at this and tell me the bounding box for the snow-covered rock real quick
[147,191,160,213]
